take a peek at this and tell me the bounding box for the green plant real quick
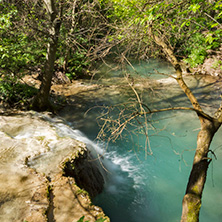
[0,74,37,106]
[77,216,106,222]
[56,33,91,80]
[0,3,45,107]
[46,185,53,200]
[77,216,86,222]
[183,33,208,67]
[212,59,222,70]
[76,188,88,196]
[0,4,45,75]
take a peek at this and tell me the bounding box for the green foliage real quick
[56,49,90,80]
[0,33,38,73]
[0,0,104,108]
[102,0,222,66]
[0,0,221,109]
[66,53,90,79]
[183,33,208,67]
[212,59,222,70]
[0,3,45,107]
[0,4,46,75]
[77,216,86,222]
[0,74,37,106]
[56,26,91,80]
[95,218,107,222]
[77,216,106,222]
[184,47,207,68]
[0,6,23,72]
[183,28,222,67]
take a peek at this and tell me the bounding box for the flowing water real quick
[59,59,222,222]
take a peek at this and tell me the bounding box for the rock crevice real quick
[62,149,105,198]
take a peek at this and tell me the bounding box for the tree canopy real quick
[101,0,222,65]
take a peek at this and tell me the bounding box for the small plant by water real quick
[77,216,107,222]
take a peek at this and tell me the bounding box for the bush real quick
[0,74,37,107]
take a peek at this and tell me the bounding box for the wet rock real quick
[62,150,105,198]
[0,112,109,222]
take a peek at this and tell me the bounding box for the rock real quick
[202,57,222,76]
[52,174,107,222]
[192,44,222,76]
[0,111,109,222]
[62,149,105,198]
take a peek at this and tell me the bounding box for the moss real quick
[211,59,222,69]
[76,188,89,196]
[95,216,110,222]
[46,185,53,200]
[187,199,201,222]
[191,185,199,195]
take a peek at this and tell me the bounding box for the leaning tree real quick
[97,0,222,221]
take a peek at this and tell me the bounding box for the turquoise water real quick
[92,112,222,222]
[59,60,222,222]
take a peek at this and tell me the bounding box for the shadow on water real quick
[59,74,222,134]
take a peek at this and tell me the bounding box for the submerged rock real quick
[0,111,109,222]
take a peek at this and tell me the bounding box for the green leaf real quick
[211,23,218,28]
[181,21,186,28]
[95,218,106,222]
[205,34,214,44]
[147,14,154,22]
[189,4,200,13]
[77,216,86,222]
[186,21,190,26]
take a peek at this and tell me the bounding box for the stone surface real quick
[62,150,105,198]
[0,112,109,222]
[202,57,222,76]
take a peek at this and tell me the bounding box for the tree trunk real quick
[181,118,220,222]
[32,0,62,111]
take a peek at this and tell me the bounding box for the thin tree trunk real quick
[32,0,62,111]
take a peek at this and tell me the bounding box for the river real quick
[58,59,222,222]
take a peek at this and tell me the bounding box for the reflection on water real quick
[59,60,222,222]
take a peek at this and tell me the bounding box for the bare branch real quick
[204,12,222,28]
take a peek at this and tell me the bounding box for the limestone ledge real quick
[0,111,109,222]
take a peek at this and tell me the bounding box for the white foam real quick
[18,115,145,198]
[53,119,145,194]
[55,122,105,156]
[103,150,144,191]
[14,131,33,139]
